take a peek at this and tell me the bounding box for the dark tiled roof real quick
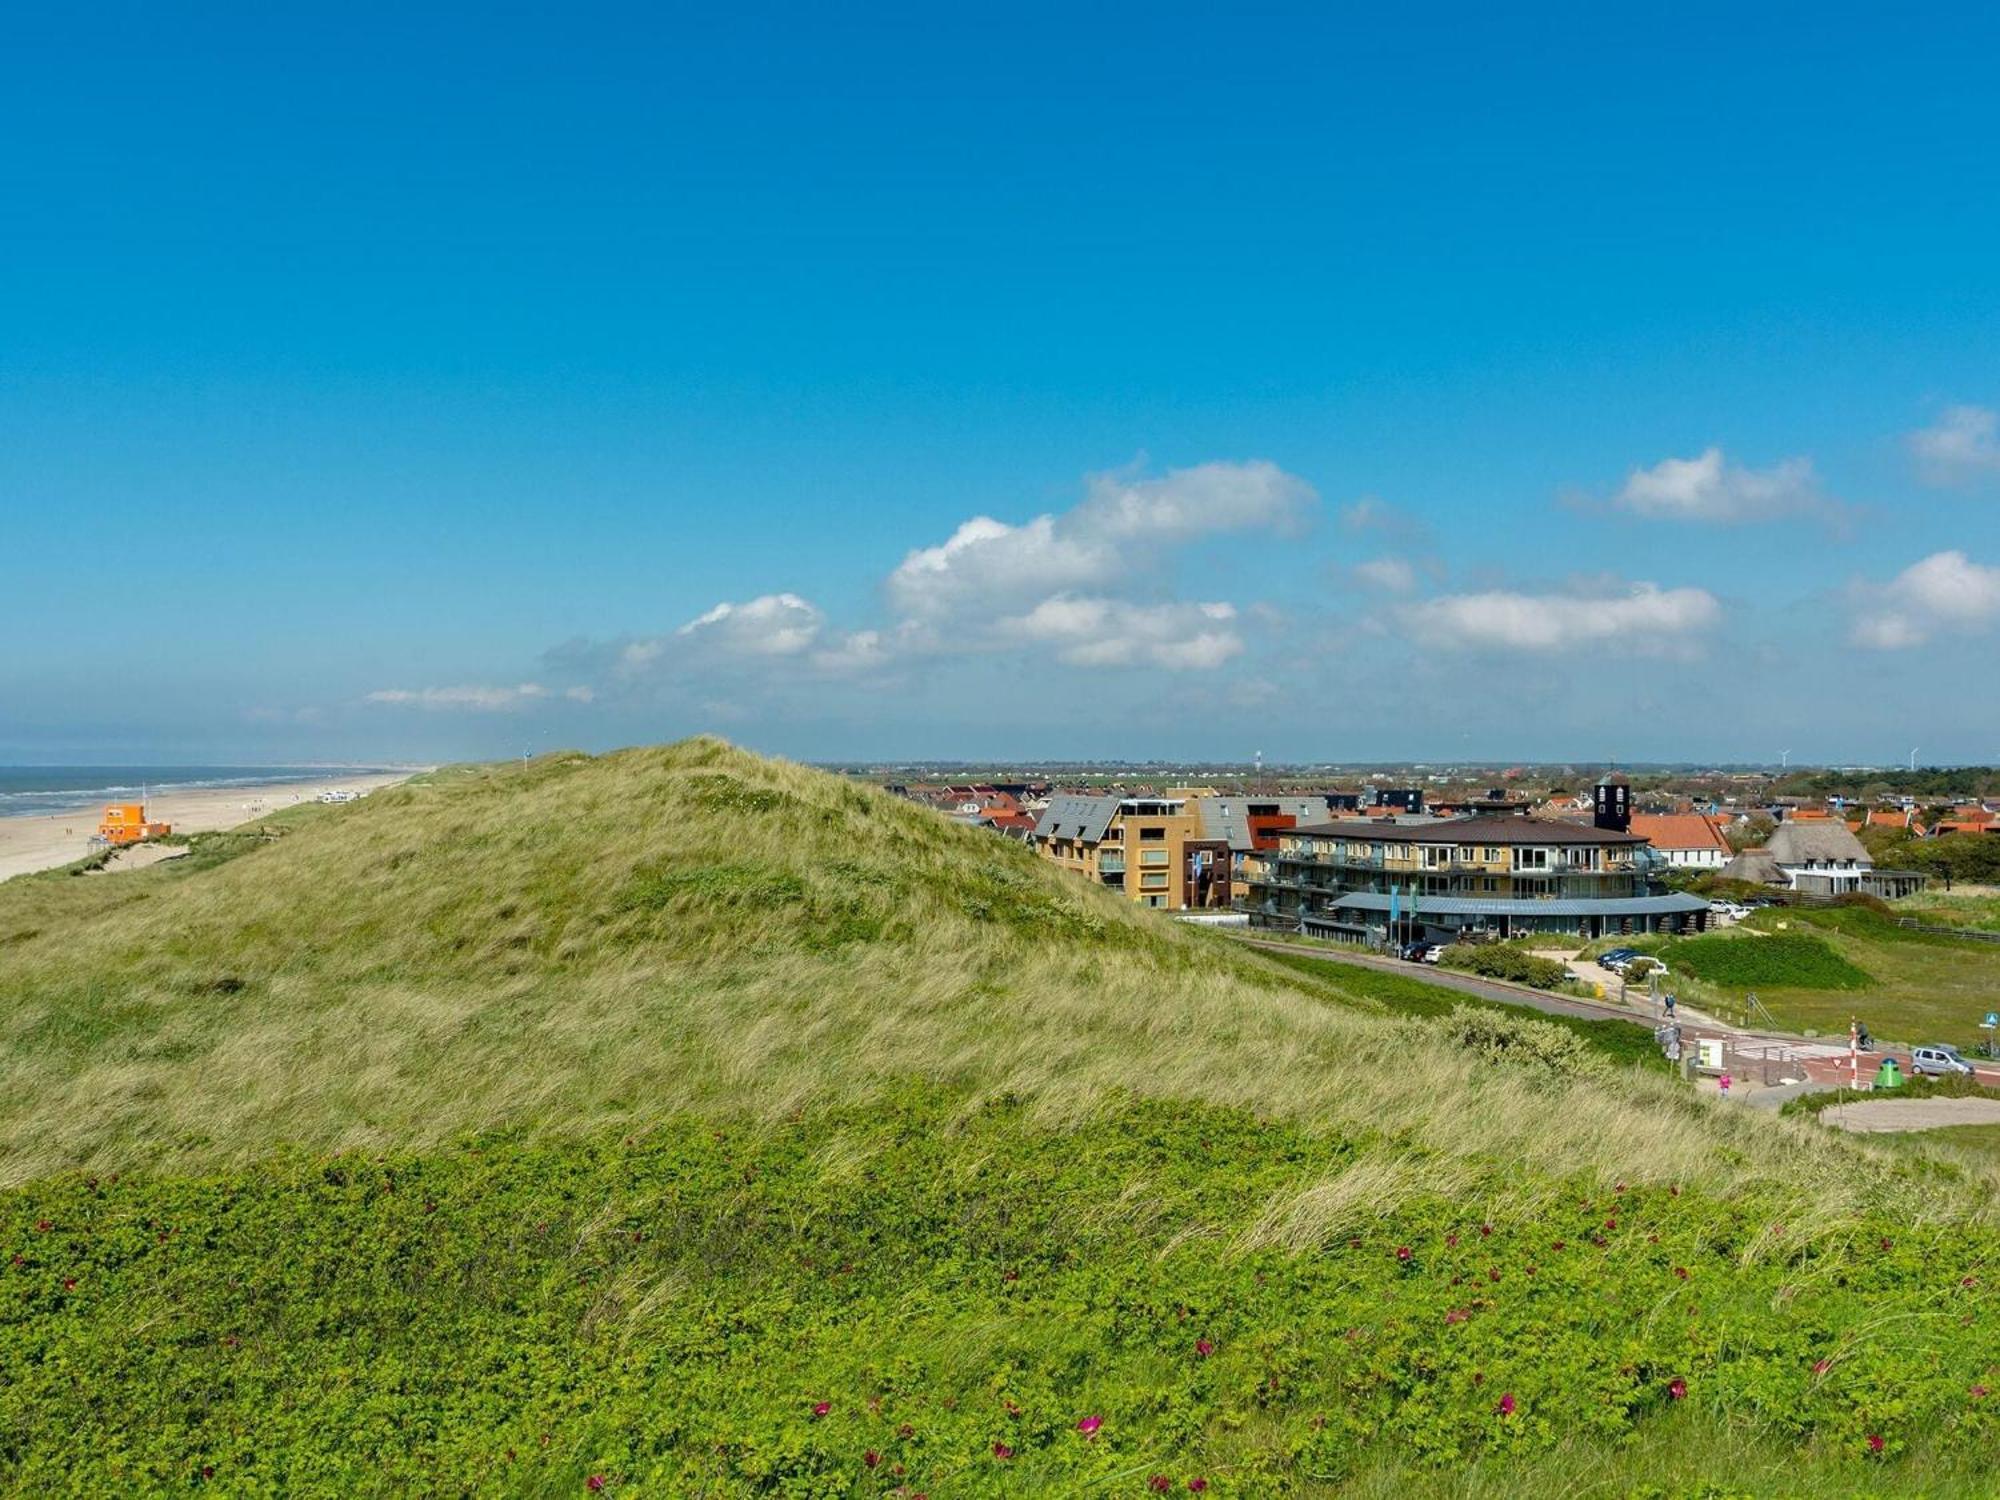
[1289,814,1644,846]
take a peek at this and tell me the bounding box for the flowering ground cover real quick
[4,1090,1996,1495]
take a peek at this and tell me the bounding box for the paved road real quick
[1233,935,2000,1088]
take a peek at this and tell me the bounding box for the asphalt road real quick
[1231,934,2000,1087]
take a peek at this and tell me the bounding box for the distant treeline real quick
[1776,767,2000,800]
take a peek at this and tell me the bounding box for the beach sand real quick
[0,771,416,884]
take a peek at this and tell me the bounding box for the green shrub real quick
[1409,1004,1611,1079]
[1657,933,1872,990]
[1440,943,1570,990]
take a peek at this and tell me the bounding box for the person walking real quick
[1664,990,1677,1019]
[1718,1071,1732,1099]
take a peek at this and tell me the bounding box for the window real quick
[1101,826,1121,841]
[1140,849,1169,867]
[1140,872,1169,890]
[1515,847,1548,870]
[1483,847,1501,863]
[1140,826,1166,841]
[1482,877,1499,893]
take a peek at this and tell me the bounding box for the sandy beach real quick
[0,771,417,883]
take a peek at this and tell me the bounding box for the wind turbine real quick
[1909,747,1919,773]
[1779,749,1791,771]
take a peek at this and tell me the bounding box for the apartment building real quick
[1244,805,1710,944]
[1033,793,1326,909]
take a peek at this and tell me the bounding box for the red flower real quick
[1812,1358,1831,1375]
[1480,1222,1493,1236]
[1668,1378,1687,1400]
[992,1442,1014,1460]
[1972,1385,1990,1399]
[61,1277,76,1291]
[1149,1478,1172,1493]
[1867,1434,1885,1453]
[1552,1240,1565,1251]
[1195,1339,1214,1357]
[864,1451,881,1469]
[586,1478,606,1493]
[1879,1237,1892,1251]
[1395,1245,1412,1262]
[1605,1218,1617,1230]
[1962,1276,1979,1288]
[1188,1483,1209,1494]
[34,1220,52,1233]
[1444,1307,1468,1324]
[1076,1415,1103,1437]
[1446,1233,1458,1247]
[897,1423,915,1439]
[810,1401,830,1418]
[1496,1392,1516,1416]
[1673,1266,1689,1280]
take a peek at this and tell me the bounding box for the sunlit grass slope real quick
[0,738,1951,1209]
[2,741,1997,1494]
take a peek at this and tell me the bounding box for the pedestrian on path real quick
[1664,990,1676,1018]
[1718,1071,1732,1099]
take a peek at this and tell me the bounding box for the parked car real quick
[1399,941,1430,962]
[1707,900,1750,920]
[1910,1044,1975,1077]
[1420,944,1445,965]
[1596,947,1639,972]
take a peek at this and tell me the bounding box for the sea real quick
[0,766,396,820]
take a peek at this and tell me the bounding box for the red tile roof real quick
[1628,813,1731,855]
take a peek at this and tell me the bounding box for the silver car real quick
[1910,1044,1975,1077]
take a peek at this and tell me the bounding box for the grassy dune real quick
[2,741,1997,1494]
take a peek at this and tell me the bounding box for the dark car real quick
[1596,947,1639,971]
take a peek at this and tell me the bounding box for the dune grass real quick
[2,740,1997,1492]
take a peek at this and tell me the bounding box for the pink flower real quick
[1395,1245,1412,1262]
[1879,1237,1892,1251]
[1149,1479,1172,1494]
[1194,1339,1214,1357]
[1446,1233,1458,1247]
[864,1451,881,1469]
[1972,1385,1990,1399]
[1962,1276,1979,1288]
[586,1479,606,1493]
[992,1442,1014,1460]
[1188,1483,1209,1494]
[1076,1415,1103,1437]
[1673,1266,1689,1280]
[1496,1392,1516,1416]
[1867,1434,1884,1453]
[1444,1308,1468,1325]
[810,1401,830,1418]
[1668,1378,1687,1400]
[1812,1358,1831,1375]
[1479,1223,1492,1237]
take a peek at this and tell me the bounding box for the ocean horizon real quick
[0,765,403,819]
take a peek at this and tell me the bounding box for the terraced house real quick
[1244,789,1711,945]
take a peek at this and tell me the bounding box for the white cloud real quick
[675,593,823,656]
[887,514,1116,618]
[365,683,583,712]
[887,459,1313,622]
[1849,550,2000,649]
[1001,595,1244,669]
[1909,405,2000,486]
[1398,581,1722,653]
[809,629,889,675]
[1609,448,1827,523]
[1353,556,1418,593]
[1072,459,1314,542]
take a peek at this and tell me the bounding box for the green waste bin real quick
[1872,1057,1904,1090]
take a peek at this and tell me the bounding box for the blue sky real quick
[6,2,2000,765]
